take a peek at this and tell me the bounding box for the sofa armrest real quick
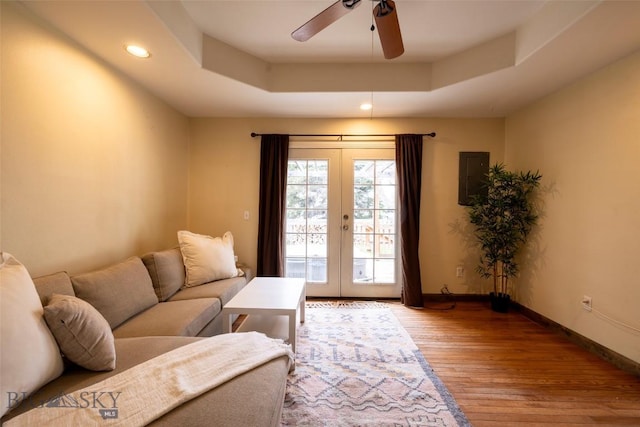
[237,264,254,283]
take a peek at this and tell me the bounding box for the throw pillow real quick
[141,248,185,301]
[0,253,64,417]
[178,230,238,287]
[44,294,116,372]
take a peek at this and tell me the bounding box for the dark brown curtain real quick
[395,134,424,308]
[257,134,289,276]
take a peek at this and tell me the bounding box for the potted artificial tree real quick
[467,164,542,312]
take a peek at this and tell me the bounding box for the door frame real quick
[286,144,401,298]
[339,148,401,298]
[286,148,342,297]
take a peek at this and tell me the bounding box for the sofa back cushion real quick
[32,271,75,306]
[71,257,158,329]
[141,248,185,302]
[1,253,64,417]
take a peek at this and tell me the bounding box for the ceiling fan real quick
[291,0,404,60]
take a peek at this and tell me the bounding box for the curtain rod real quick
[250,132,436,139]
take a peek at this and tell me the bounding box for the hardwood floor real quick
[387,301,640,426]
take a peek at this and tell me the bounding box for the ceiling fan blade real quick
[374,0,404,59]
[292,0,361,42]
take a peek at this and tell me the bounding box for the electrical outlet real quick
[456,266,464,278]
[581,295,592,311]
[243,210,250,220]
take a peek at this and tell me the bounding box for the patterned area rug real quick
[281,302,470,426]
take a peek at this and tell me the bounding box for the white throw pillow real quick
[177,231,238,287]
[0,253,64,417]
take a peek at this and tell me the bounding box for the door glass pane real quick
[353,209,373,234]
[286,185,306,209]
[374,259,395,283]
[287,161,307,184]
[307,258,327,282]
[308,160,328,184]
[285,233,305,257]
[286,209,305,233]
[307,233,326,257]
[307,209,327,233]
[375,209,395,233]
[354,186,374,209]
[376,185,396,209]
[307,185,327,209]
[286,258,306,279]
[354,160,374,184]
[352,159,396,284]
[375,234,395,258]
[285,159,329,283]
[353,258,373,282]
[376,161,396,184]
[353,232,373,258]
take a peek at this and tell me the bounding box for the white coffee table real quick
[222,277,306,353]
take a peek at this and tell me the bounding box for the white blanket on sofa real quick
[6,332,293,426]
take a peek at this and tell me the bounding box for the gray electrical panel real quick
[458,152,489,206]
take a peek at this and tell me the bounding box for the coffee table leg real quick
[288,310,297,354]
[300,286,306,323]
[222,312,233,334]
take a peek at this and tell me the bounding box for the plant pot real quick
[490,292,511,313]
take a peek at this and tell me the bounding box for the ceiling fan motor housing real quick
[342,0,362,9]
[377,0,393,15]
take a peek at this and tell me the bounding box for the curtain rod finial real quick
[251,132,259,138]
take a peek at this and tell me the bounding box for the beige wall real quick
[188,117,504,294]
[1,2,190,277]
[5,0,635,365]
[505,51,640,363]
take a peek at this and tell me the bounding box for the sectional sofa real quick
[1,233,293,426]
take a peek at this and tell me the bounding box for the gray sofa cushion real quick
[141,248,185,302]
[71,257,158,329]
[112,298,221,338]
[150,348,289,427]
[32,271,75,306]
[1,336,290,427]
[168,276,247,306]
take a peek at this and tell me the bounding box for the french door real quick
[284,148,401,298]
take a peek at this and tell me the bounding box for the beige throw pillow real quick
[141,248,185,301]
[44,294,116,372]
[178,230,238,287]
[0,253,64,417]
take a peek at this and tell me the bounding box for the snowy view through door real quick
[284,153,397,296]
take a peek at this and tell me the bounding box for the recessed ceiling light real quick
[360,103,373,111]
[125,45,151,59]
